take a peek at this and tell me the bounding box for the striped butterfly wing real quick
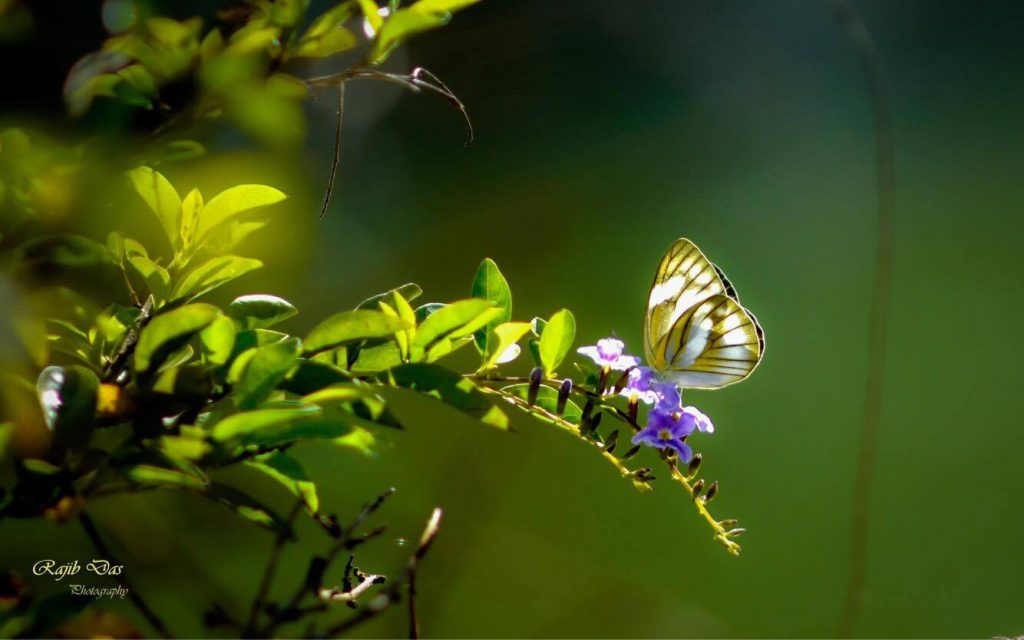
[662,294,764,389]
[644,238,731,368]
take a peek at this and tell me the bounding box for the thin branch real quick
[826,1,896,636]
[243,499,304,636]
[323,508,443,639]
[319,82,346,220]
[78,511,174,639]
[307,66,473,218]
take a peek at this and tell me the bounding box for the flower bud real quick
[612,368,631,393]
[627,393,639,423]
[590,411,602,431]
[556,378,572,415]
[704,480,718,502]
[718,518,738,529]
[602,430,619,453]
[691,478,705,498]
[725,527,746,537]
[631,467,655,482]
[527,367,543,405]
[687,453,702,476]
[597,365,610,394]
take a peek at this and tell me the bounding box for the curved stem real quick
[78,512,173,639]
[826,1,896,636]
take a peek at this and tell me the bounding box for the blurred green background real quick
[2,1,1024,637]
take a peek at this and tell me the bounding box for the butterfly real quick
[644,238,765,389]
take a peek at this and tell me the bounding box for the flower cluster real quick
[577,337,714,462]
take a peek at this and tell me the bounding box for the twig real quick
[243,499,304,637]
[826,1,896,636]
[319,82,346,219]
[78,511,173,639]
[666,462,741,556]
[307,66,473,218]
[323,508,443,639]
[102,295,154,382]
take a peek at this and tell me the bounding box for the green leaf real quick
[127,166,181,249]
[470,258,512,356]
[356,282,423,310]
[481,321,532,369]
[120,463,209,490]
[228,294,298,329]
[233,337,301,409]
[18,235,116,270]
[246,450,319,513]
[179,187,204,251]
[210,403,322,443]
[199,315,236,366]
[135,303,220,375]
[538,309,576,377]
[151,363,214,400]
[127,255,170,303]
[367,0,480,64]
[500,383,583,424]
[410,299,501,362]
[204,482,294,537]
[193,184,286,242]
[384,363,508,429]
[303,310,412,357]
[350,340,403,373]
[36,365,98,449]
[171,255,263,303]
[278,360,350,394]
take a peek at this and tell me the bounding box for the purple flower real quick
[683,405,715,434]
[631,404,715,461]
[631,406,695,461]
[577,338,640,371]
[620,366,659,404]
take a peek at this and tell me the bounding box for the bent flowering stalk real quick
[472,334,746,556]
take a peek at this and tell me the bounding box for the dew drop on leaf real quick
[36,366,66,431]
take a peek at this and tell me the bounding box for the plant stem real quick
[826,1,896,636]
[243,500,304,637]
[666,463,741,556]
[78,511,173,639]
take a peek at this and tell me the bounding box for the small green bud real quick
[718,518,738,529]
[725,527,746,537]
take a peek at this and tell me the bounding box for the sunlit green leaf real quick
[126,166,180,248]
[127,255,170,303]
[233,337,301,409]
[199,315,236,366]
[356,282,423,310]
[135,303,220,375]
[481,321,532,369]
[246,450,319,513]
[120,463,209,490]
[278,360,350,394]
[539,309,575,377]
[410,299,501,362]
[151,363,214,400]
[303,310,411,357]
[210,403,322,443]
[171,255,263,303]
[367,0,480,64]
[384,362,509,429]
[204,482,294,537]
[471,258,512,356]
[228,294,298,330]
[193,184,286,242]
